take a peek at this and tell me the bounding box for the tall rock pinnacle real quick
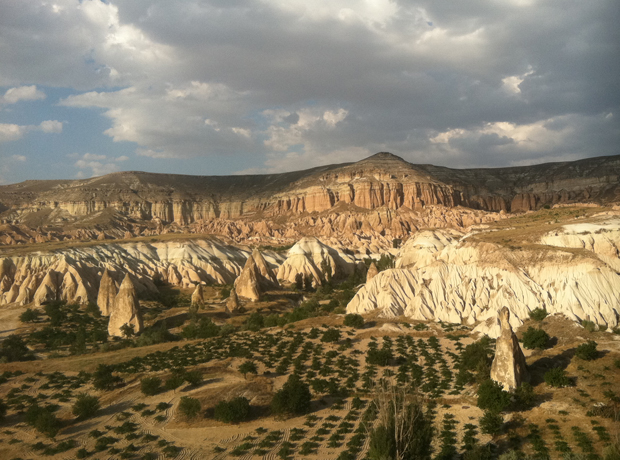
[97,269,117,316]
[234,254,261,301]
[108,274,143,337]
[490,307,529,392]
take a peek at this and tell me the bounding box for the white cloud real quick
[2,85,45,104]
[72,152,132,177]
[0,120,62,143]
[39,120,63,133]
[11,154,26,162]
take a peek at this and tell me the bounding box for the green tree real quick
[522,327,550,349]
[575,340,598,361]
[529,308,548,321]
[19,308,39,323]
[0,334,34,362]
[544,367,571,387]
[140,376,162,396]
[0,398,7,420]
[479,410,503,436]
[321,328,341,343]
[271,374,312,416]
[26,404,61,438]
[178,396,201,419]
[93,364,122,391]
[184,369,203,387]
[477,380,511,412]
[294,273,303,290]
[343,314,365,329]
[214,397,250,423]
[72,394,100,419]
[120,323,135,339]
[238,361,258,379]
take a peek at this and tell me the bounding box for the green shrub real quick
[522,327,550,349]
[544,367,571,387]
[0,335,35,362]
[72,394,100,419]
[480,410,503,436]
[513,382,536,410]
[477,380,511,412]
[575,341,598,361]
[164,373,185,391]
[214,397,250,423]
[321,329,341,343]
[0,398,7,420]
[178,397,201,419]
[93,364,122,391]
[581,320,596,332]
[25,404,62,438]
[19,308,40,323]
[343,314,364,329]
[366,348,393,366]
[271,374,312,416]
[140,376,162,396]
[238,361,258,379]
[184,369,203,386]
[529,308,548,321]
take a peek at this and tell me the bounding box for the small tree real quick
[479,410,503,436]
[271,374,312,416]
[522,327,550,349]
[294,273,303,291]
[214,397,250,423]
[303,275,314,292]
[529,308,548,321]
[0,398,7,420]
[184,369,203,387]
[544,367,571,387]
[344,314,365,329]
[20,308,40,323]
[575,341,598,361]
[72,394,100,419]
[140,376,162,396]
[178,396,201,419]
[477,380,511,412]
[238,361,258,379]
[120,323,135,339]
[321,328,341,343]
[93,364,122,391]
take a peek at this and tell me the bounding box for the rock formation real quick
[33,271,58,306]
[225,287,244,315]
[234,255,261,301]
[347,224,620,337]
[191,284,205,308]
[97,269,117,316]
[251,248,279,287]
[366,262,379,283]
[108,274,143,338]
[490,307,529,391]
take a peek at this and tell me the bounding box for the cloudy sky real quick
[0,0,618,183]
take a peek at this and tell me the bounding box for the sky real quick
[0,0,618,184]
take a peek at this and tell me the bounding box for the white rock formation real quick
[97,269,117,316]
[108,274,143,337]
[490,307,529,391]
[347,227,620,337]
[191,284,205,307]
[234,255,261,301]
[277,236,360,286]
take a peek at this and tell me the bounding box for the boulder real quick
[97,269,117,316]
[490,307,529,392]
[108,274,143,337]
[234,255,261,301]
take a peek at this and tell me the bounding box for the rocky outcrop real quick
[225,287,243,315]
[191,284,205,308]
[97,269,117,316]
[33,271,58,306]
[252,249,279,287]
[490,307,529,392]
[277,237,360,286]
[108,274,143,337]
[347,226,620,337]
[234,255,261,301]
[366,262,379,283]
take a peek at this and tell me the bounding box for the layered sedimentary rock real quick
[277,237,361,286]
[97,269,117,316]
[0,153,618,245]
[108,274,143,337]
[490,307,529,391]
[347,225,620,337]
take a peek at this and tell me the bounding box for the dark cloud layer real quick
[0,0,618,178]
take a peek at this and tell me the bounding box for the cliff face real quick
[1,153,618,233]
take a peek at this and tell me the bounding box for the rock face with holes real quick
[108,274,143,337]
[97,269,117,316]
[490,307,529,391]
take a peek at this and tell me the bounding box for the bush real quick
[0,335,35,363]
[529,308,548,321]
[26,404,62,438]
[477,380,511,412]
[140,376,162,396]
[214,397,250,423]
[460,337,492,371]
[581,320,597,332]
[184,370,203,387]
[72,394,100,419]
[93,364,122,391]
[271,374,312,416]
[366,348,393,366]
[20,308,39,323]
[164,373,185,391]
[0,398,7,420]
[544,367,571,387]
[321,329,341,343]
[343,314,364,329]
[513,382,535,410]
[575,341,598,361]
[522,327,550,349]
[238,361,258,379]
[480,410,503,436]
[178,397,201,419]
